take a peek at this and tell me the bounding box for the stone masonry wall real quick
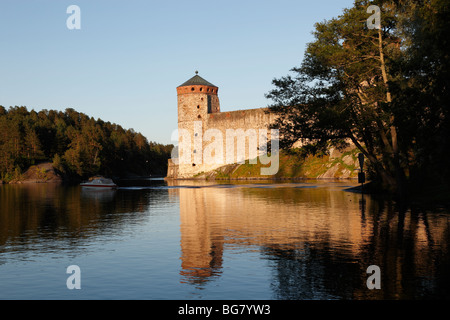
[175,107,278,178]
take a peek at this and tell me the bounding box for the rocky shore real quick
[7,162,63,184]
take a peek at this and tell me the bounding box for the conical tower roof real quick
[178,72,217,88]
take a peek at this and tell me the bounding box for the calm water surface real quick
[0,179,449,300]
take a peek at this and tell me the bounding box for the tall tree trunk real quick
[378,28,407,198]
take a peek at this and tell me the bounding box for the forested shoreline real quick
[0,106,173,183]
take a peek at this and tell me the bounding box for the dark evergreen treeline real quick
[0,106,173,182]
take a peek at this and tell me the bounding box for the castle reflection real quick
[171,180,450,299]
[1,181,448,298]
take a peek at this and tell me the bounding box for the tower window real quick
[191,87,195,91]
[198,115,201,119]
[200,87,203,92]
[192,163,196,167]
[197,105,200,109]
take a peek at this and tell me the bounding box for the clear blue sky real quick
[0,0,354,145]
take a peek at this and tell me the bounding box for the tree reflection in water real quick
[0,181,448,299]
[0,183,157,260]
[175,181,450,299]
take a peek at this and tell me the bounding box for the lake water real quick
[0,179,449,300]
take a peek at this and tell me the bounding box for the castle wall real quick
[168,75,279,179]
[207,108,271,127]
[175,108,278,178]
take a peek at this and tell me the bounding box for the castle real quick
[167,72,278,179]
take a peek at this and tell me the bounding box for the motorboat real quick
[80,177,117,189]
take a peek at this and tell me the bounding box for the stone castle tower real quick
[175,72,221,178]
[177,71,221,123]
[167,72,277,179]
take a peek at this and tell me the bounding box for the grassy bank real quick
[194,147,361,180]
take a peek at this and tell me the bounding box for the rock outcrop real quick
[11,162,63,184]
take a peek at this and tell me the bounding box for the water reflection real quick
[173,181,450,299]
[0,180,449,299]
[0,183,159,262]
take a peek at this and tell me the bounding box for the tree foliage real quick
[266,0,450,196]
[0,106,173,181]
